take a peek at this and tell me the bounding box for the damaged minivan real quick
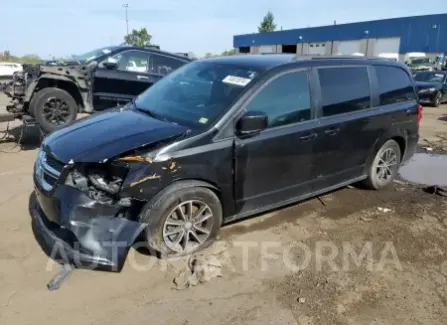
[33,54,420,273]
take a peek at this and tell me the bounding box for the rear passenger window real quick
[318,67,371,117]
[245,71,311,128]
[150,54,187,76]
[375,66,416,105]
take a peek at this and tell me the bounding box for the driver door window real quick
[110,51,150,73]
[245,71,311,128]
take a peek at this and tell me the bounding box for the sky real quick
[1,0,445,58]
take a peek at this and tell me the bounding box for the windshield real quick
[413,72,445,82]
[134,60,260,128]
[75,46,120,63]
[410,58,430,66]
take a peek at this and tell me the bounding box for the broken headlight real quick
[65,163,129,205]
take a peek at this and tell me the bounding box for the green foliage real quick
[258,11,277,33]
[0,50,41,64]
[221,49,237,56]
[123,28,153,47]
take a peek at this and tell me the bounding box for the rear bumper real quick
[403,133,419,163]
[32,184,145,271]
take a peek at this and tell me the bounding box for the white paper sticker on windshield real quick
[199,117,208,124]
[102,49,112,54]
[222,75,251,87]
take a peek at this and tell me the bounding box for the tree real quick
[123,28,152,47]
[258,11,277,33]
[0,51,41,64]
[20,54,41,64]
[221,49,236,56]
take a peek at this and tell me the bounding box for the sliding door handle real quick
[324,128,340,136]
[300,133,318,142]
[137,75,149,80]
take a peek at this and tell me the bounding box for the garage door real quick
[373,37,401,56]
[308,43,326,55]
[337,40,361,55]
[258,45,275,53]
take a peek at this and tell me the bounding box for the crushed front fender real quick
[32,185,146,272]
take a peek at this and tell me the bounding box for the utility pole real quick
[122,4,129,36]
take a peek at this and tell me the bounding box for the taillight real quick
[417,104,423,127]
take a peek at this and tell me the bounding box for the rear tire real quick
[32,87,78,134]
[139,182,222,258]
[362,140,402,190]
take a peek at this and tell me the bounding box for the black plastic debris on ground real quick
[423,185,447,197]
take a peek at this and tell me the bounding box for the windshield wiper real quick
[129,98,171,122]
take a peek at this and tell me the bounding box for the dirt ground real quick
[0,93,446,325]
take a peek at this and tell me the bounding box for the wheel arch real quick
[141,178,224,219]
[163,178,221,202]
[35,76,84,111]
[364,130,408,174]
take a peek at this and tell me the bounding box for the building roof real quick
[234,14,447,53]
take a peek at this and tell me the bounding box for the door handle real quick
[324,127,340,136]
[137,75,149,80]
[300,133,318,142]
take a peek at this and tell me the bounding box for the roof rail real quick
[295,54,386,60]
[144,45,161,50]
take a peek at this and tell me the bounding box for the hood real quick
[415,81,442,90]
[43,60,81,66]
[42,108,190,163]
[40,64,87,75]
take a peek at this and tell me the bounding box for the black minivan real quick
[32,54,421,271]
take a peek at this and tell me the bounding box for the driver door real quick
[92,50,162,111]
[234,69,319,214]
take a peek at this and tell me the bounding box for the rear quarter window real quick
[374,65,416,105]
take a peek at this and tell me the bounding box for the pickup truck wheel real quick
[139,183,222,257]
[33,87,78,133]
[28,88,53,117]
[362,140,402,190]
[433,92,442,107]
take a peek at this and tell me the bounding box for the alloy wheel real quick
[374,147,398,185]
[162,200,214,253]
[42,97,71,125]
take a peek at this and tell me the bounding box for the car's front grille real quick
[40,153,65,191]
[43,172,58,187]
[45,155,65,174]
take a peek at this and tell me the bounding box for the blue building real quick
[233,14,447,61]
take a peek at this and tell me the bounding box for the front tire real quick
[433,92,442,107]
[139,183,223,257]
[362,139,402,190]
[32,87,78,134]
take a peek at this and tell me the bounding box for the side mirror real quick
[103,57,118,69]
[236,111,268,135]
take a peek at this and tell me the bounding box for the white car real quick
[0,62,23,77]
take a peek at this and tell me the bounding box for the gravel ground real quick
[0,93,447,325]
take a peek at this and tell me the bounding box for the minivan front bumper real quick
[32,184,145,271]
